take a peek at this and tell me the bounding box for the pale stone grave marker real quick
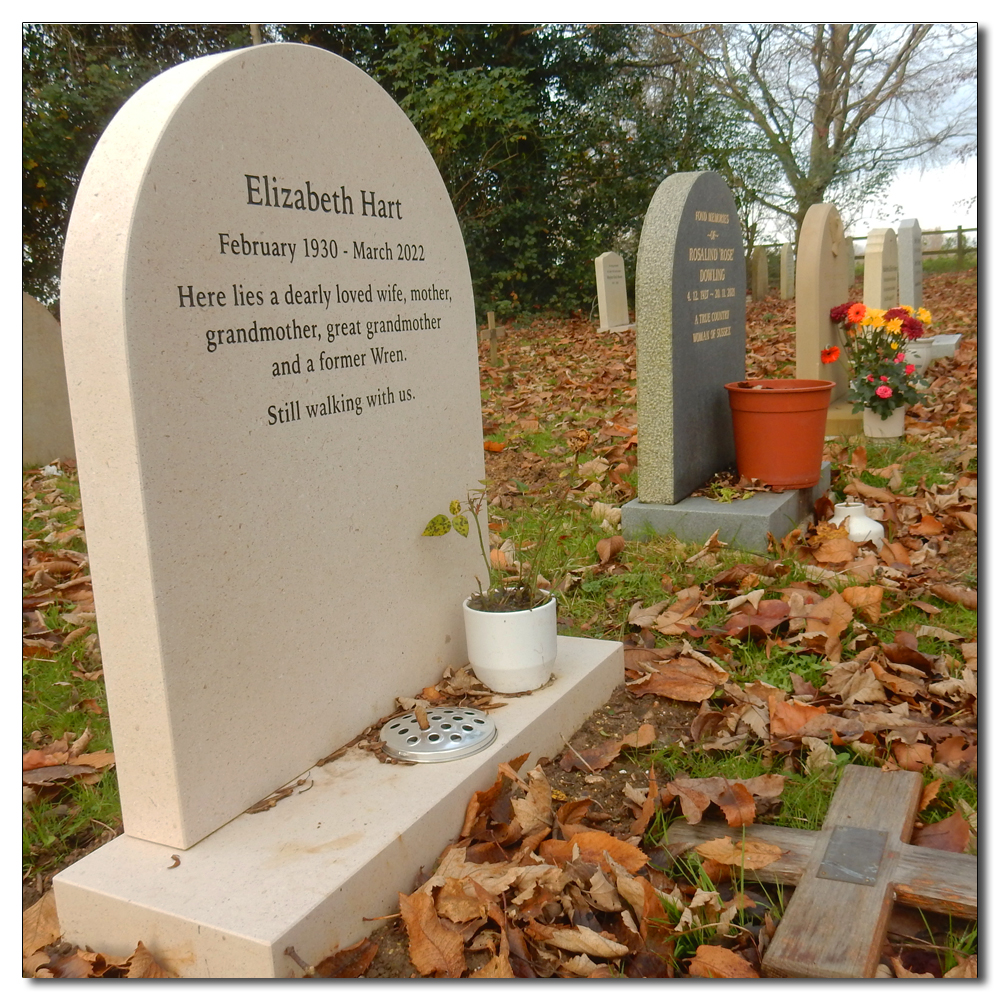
[779,242,795,299]
[594,251,633,332]
[897,218,923,308]
[634,171,745,505]
[23,292,76,466]
[54,43,621,976]
[794,202,860,434]
[863,227,899,310]
[750,245,768,300]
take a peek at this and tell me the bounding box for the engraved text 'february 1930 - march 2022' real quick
[172,173,455,426]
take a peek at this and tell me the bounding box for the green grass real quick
[23,465,120,886]
[922,254,977,275]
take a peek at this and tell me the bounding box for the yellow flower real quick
[891,341,901,350]
[917,307,932,326]
[900,305,915,316]
[885,318,903,334]
[864,309,885,330]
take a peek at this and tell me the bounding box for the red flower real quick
[866,374,875,382]
[905,364,916,375]
[821,345,840,364]
[880,375,889,382]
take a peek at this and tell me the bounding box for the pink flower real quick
[895,352,906,363]
[866,374,875,382]
[880,375,889,382]
[876,385,893,399]
[905,364,916,375]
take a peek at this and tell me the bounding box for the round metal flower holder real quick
[380,707,497,763]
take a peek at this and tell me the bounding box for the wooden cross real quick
[667,764,977,978]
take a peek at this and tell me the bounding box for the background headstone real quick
[60,43,487,850]
[795,203,851,403]
[750,246,769,300]
[635,171,746,505]
[23,292,76,466]
[779,243,795,299]
[594,251,632,331]
[863,227,899,310]
[897,218,923,308]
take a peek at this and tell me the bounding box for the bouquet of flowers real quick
[825,302,932,419]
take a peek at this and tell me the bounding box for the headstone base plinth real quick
[825,400,864,437]
[622,463,831,553]
[596,323,636,335]
[52,637,622,979]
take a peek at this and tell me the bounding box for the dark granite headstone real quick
[635,171,746,504]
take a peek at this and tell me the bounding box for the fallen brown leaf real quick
[126,941,175,978]
[913,812,971,853]
[929,584,977,610]
[688,944,759,978]
[399,889,466,978]
[693,836,784,870]
[313,937,379,978]
[22,890,61,957]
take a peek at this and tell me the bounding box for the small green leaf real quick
[422,514,452,536]
[452,514,469,537]
[449,499,462,516]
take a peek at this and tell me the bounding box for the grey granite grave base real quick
[622,462,831,553]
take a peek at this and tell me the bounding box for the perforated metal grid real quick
[379,707,497,763]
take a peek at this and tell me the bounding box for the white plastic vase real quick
[863,406,905,439]
[463,594,557,693]
[830,501,885,546]
[904,340,934,376]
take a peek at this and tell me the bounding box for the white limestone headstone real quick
[22,292,76,466]
[897,218,923,308]
[59,43,487,851]
[594,251,632,331]
[779,243,795,299]
[750,246,769,300]
[863,227,899,310]
[795,203,851,403]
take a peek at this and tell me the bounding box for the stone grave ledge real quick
[621,462,831,554]
[53,636,622,979]
[926,333,962,359]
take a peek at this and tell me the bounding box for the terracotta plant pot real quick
[724,379,835,490]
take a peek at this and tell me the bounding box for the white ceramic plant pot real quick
[463,594,557,694]
[863,406,905,439]
[830,501,885,546]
